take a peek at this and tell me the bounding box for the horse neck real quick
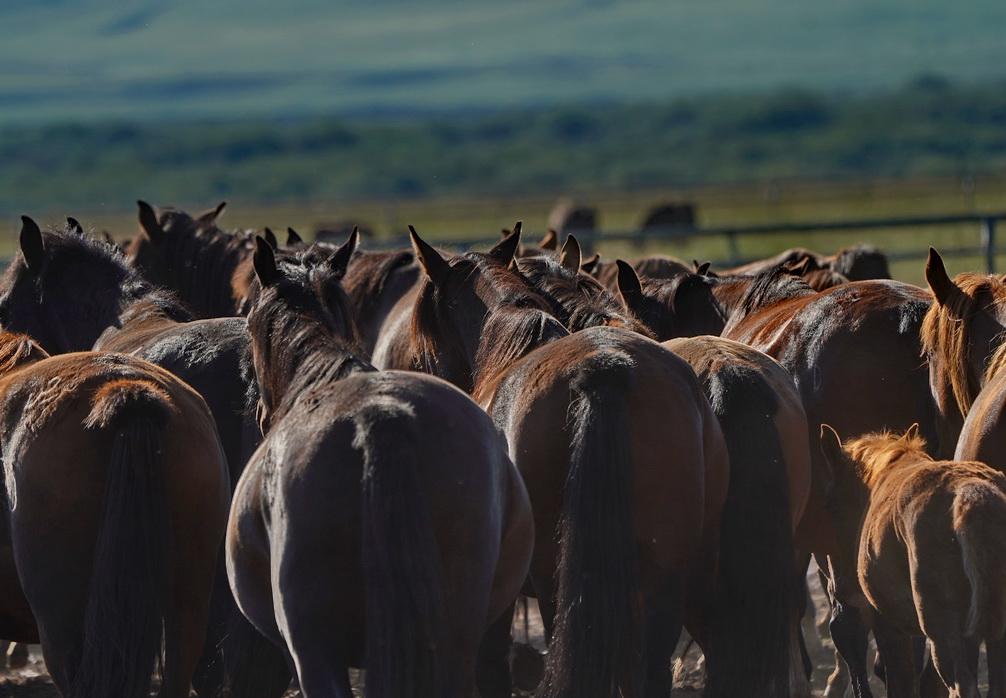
[162,229,250,317]
[715,274,814,326]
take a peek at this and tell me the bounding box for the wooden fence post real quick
[982,217,997,273]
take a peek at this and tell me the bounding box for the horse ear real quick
[137,200,164,243]
[489,228,521,266]
[409,225,449,284]
[786,258,812,277]
[692,260,711,276]
[904,423,921,441]
[328,226,359,277]
[559,235,582,273]
[19,216,44,272]
[263,227,279,250]
[539,229,558,251]
[581,253,600,274]
[252,236,279,287]
[286,227,303,246]
[616,260,644,309]
[926,248,961,306]
[196,201,227,226]
[66,217,84,235]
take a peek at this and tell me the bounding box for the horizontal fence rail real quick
[370,211,1006,273]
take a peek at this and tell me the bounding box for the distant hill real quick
[3,0,1006,123]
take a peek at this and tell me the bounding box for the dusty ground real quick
[0,567,893,697]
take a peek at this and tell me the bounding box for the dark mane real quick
[130,207,257,317]
[517,255,653,337]
[247,249,372,425]
[0,224,191,351]
[735,265,815,316]
[410,251,565,393]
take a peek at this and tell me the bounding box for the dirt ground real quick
[0,567,892,697]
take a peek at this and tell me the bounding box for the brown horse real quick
[0,331,228,697]
[821,425,1006,698]
[128,200,257,318]
[921,247,1006,455]
[618,262,938,697]
[513,246,809,696]
[719,244,890,281]
[228,238,533,697]
[380,228,729,698]
[666,335,812,697]
[586,253,691,290]
[2,217,287,697]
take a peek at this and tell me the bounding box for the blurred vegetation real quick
[3,76,1006,215]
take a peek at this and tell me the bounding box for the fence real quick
[377,211,1006,274]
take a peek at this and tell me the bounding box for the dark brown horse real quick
[514,246,809,696]
[822,425,1006,698]
[719,244,890,281]
[128,200,257,318]
[228,238,533,697]
[1,217,287,697]
[618,262,938,697]
[0,331,228,697]
[379,228,729,698]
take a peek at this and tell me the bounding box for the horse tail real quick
[954,480,1006,640]
[703,370,793,698]
[539,356,641,698]
[358,405,450,697]
[69,378,173,698]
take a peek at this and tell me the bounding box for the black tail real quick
[359,407,450,697]
[539,359,642,698]
[69,379,172,698]
[703,370,794,698]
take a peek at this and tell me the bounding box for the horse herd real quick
[0,201,1003,698]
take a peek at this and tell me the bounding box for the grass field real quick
[16,174,1005,287]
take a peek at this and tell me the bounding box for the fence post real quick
[982,217,997,274]
[725,230,741,265]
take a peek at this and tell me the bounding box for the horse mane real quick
[248,250,372,419]
[342,248,415,321]
[803,268,849,291]
[845,429,932,488]
[0,332,48,376]
[516,255,653,336]
[736,265,815,316]
[920,272,1006,416]
[409,252,564,393]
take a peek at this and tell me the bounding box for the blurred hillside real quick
[3,0,1006,123]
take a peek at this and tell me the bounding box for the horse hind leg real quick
[988,637,1006,698]
[829,601,875,698]
[928,636,979,698]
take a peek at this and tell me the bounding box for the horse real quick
[0,330,228,697]
[921,247,1006,455]
[514,242,809,696]
[128,200,258,318]
[586,253,691,291]
[228,237,533,697]
[665,335,812,698]
[2,217,288,697]
[617,261,938,697]
[821,425,1006,698]
[718,244,890,282]
[378,227,729,698]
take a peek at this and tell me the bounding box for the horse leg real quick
[871,616,917,698]
[829,601,874,698]
[644,595,683,698]
[476,601,516,698]
[929,636,979,698]
[988,637,1006,698]
[160,587,214,698]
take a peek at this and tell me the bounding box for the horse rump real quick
[954,480,1006,641]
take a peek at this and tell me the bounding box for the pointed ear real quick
[196,201,227,226]
[559,235,582,273]
[616,260,644,309]
[263,227,279,251]
[328,226,359,277]
[925,248,960,306]
[137,200,164,243]
[19,216,45,273]
[66,217,84,235]
[581,253,600,274]
[286,227,303,246]
[253,236,279,287]
[904,423,921,441]
[786,258,811,277]
[539,228,558,251]
[693,260,711,276]
[409,225,450,284]
[489,228,521,266]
